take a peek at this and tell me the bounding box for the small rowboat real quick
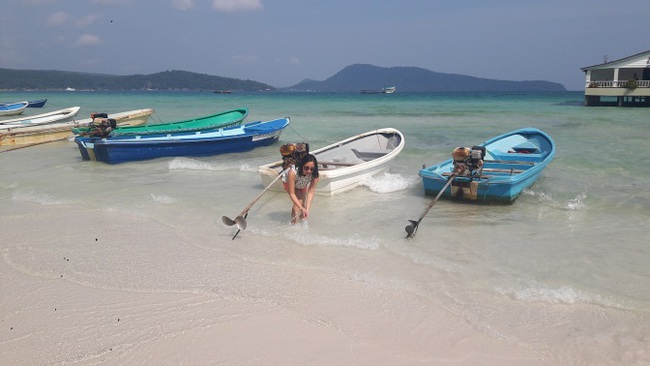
[419,127,556,203]
[0,99,47,108]
[0,109,153,147]
[74,117,290,164]
[258,128,405,195]
[0,101,28,116]
[27,99,47,108]
[0,106,81,127]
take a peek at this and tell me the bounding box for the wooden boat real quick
[258,128,405,195]
[0,101,28,116]
[0,109,153,147]
[0,106,81,127]
[73,108,247,136]
[419,127,556,203]
[74,117,290,164]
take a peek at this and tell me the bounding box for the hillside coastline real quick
[0,65,565,92]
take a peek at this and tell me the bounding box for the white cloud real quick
[212,0,262,12]
[46,12,69,27]
[76,14,99,28]
[289,57,301,65]
[172,0,195,10]
[73,34,102,47]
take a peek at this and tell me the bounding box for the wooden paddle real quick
[222,168,288,235]
[405,173,456,238]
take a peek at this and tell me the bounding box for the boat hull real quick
[258,128,405,195]
[0,109,153,146]
[419,127,555,203]
[75,117,289,164]
[27,99,47,108]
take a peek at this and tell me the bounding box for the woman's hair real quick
[297,153,319,178]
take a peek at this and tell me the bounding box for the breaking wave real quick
[362,172,419,193]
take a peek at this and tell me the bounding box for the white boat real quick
[382,86,396,94]
[258,128,405,195]
[0,106,81,127]
[0,101,28,116]
[0,108,154,147]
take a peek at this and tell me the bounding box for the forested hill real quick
[0,69,274,91]
[287,64,566,92]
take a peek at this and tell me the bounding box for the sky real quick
[1,0,649,90]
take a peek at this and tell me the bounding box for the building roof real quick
[581,49,650,71]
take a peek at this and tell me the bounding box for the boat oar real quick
[222,168,287,234]
[405,173,456,238]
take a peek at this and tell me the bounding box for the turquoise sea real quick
[1,90,649,364]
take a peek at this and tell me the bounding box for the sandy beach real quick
[1,206,550,365]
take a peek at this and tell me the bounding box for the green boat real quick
[74,108,248,137]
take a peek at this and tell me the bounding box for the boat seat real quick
[490,149,547,162]
[511,141,541,153]
[351,148,391,161]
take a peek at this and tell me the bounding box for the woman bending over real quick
[283,153,319,224]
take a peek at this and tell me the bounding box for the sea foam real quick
[167,157,228,171]
[495,282,625,309]
[150,193,178,204]
[362,172,419,193]
[12,190,71,206]
[168,157,258,173]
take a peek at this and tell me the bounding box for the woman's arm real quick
[303,177,319,217]
[287,170,306,211]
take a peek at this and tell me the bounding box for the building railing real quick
[586,80,650,88]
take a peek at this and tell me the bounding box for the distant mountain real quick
[0,69,274,91]
[286,64,566,92]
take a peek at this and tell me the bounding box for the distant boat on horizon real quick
[360,86,396,94]
[65,87,76,91]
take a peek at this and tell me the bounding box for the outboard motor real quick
[88,117,117,137]
[279,142,310,168]
[452,145,485,177]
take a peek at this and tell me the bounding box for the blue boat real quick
[419,127,556,203]
[0,101,28,116]
[74,117,290,164]
[27,99,47,108]
[0,99,46,109]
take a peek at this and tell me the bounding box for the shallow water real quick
[1,90,649,364]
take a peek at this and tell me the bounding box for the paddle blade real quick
[235,216,247,230]
[405,220,419,238]
[222,216,236,226]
